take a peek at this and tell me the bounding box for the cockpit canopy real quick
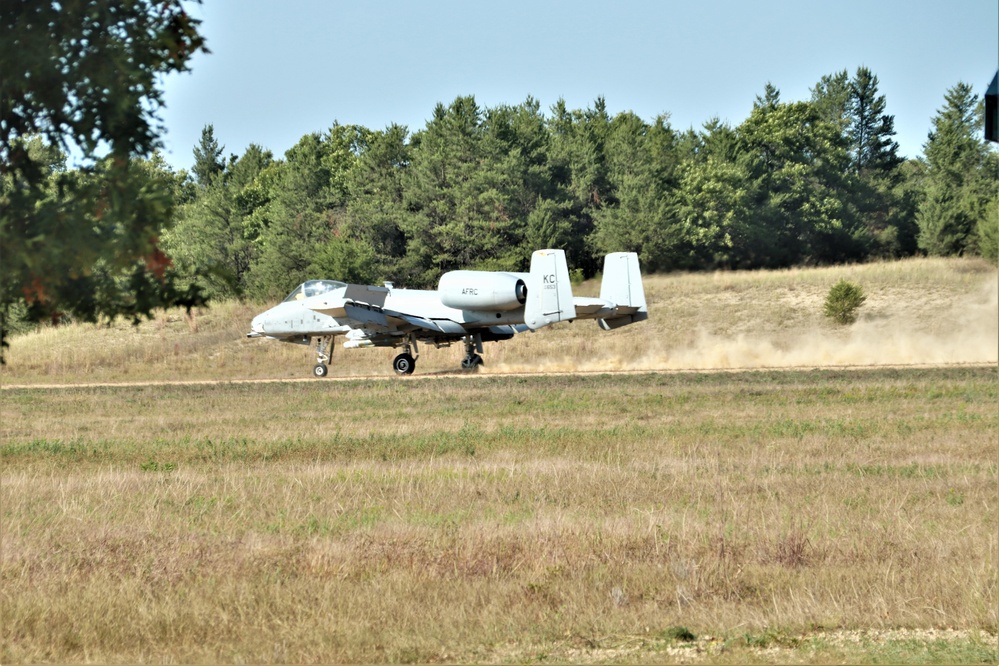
[282,280,347,302]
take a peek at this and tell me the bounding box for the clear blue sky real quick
[159,0,999,172]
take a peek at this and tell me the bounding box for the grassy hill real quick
[2,257,996,384]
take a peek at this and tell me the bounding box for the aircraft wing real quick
[391,313,467,335]
[305,288,469,337]
[343,284,389,307]
[343,304,390,329]
[305,284,386,320]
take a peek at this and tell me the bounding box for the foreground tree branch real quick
[0,0,210,361]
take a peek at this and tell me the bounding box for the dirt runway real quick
[2,361,993,391]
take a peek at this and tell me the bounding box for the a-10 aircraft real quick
[247,249,647,376]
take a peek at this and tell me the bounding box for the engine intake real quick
[438,271,528,311]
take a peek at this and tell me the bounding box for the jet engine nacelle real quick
[438,270,528,311]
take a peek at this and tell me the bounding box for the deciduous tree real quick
[738,95,863,266]
[1,0,209,358]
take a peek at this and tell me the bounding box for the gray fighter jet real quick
[247,249,647,376]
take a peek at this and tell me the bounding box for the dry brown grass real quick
[2,368,997,663]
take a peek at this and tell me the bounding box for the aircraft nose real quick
[250,313,265,334]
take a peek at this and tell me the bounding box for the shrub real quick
[824,280,866,325]
[661,626,697,642]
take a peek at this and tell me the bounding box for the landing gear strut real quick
[393,335,419,375]
[461,334,484,371]
[312,336,332,378]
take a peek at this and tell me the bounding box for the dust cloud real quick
[486,277,998,374]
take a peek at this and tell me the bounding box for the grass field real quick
[1,258,997,662]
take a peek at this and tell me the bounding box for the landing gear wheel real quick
[313,363,329,378]
[460,354,484,371]
[393,353,416,375]
[460,334,484,372]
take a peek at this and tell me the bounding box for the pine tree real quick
[847,67,909,256]
[737,98,862,266]
[918,82,990,255]
[754,82,781,110]
[591,112,683,272]
[401,96,495,282]
[192,124,225,187]
[248,127,365,297]
[810,70,851,132]
[164,143,274,297]
[850,67,903,175]
[346,124,413,282]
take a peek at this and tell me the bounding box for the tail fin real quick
[525,249,576,330]
[598,252,648,330]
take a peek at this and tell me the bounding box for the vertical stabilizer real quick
[598,252,648,330]
[525,249,576,330]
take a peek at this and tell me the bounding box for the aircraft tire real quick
[313,363,329,378]
[461,354,484,371]
[393,353,416,375]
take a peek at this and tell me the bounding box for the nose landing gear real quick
[312,336,332,378]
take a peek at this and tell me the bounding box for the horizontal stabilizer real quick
[572,297,616,317]
[598,311,649,330]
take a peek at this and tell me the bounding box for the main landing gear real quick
[460,334,484,371]
[310,333,488,377]
[392,333,483,375]
[393,335,419,375]
[312,336,332,378]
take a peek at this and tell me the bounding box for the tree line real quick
[163,68,997,300]
[5,59,998,351]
